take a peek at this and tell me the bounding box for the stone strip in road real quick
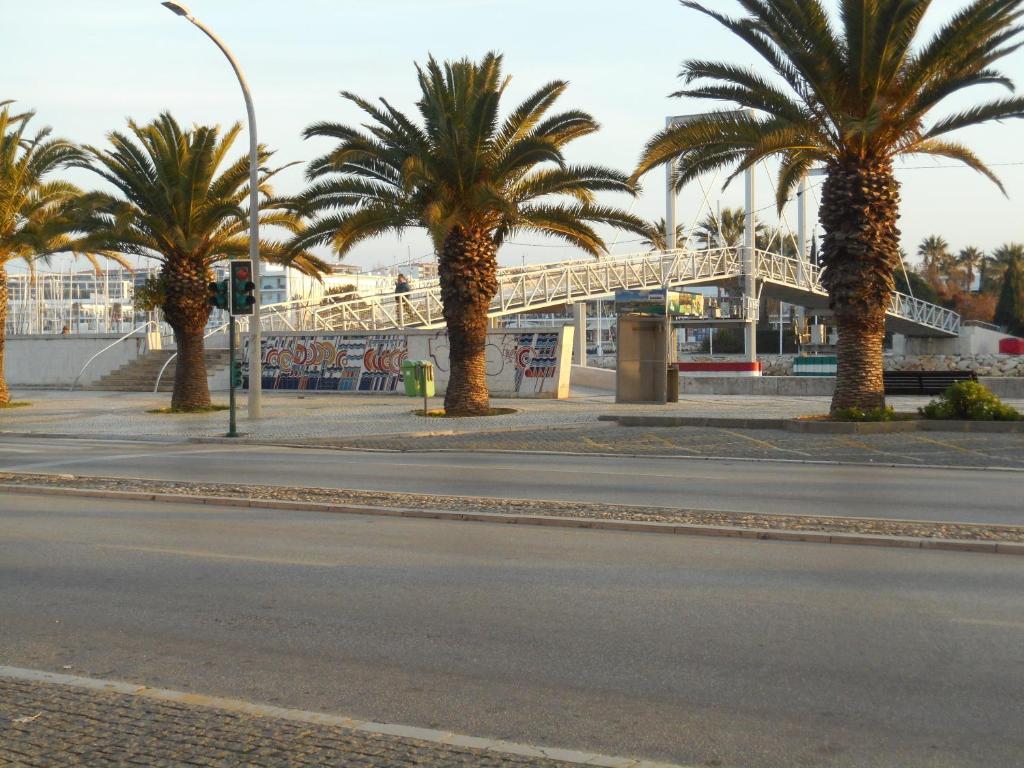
[274,423,1024,470]
[1,472,1022,553]
[0,666,684,768]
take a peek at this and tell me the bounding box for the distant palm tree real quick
[75,113,325,411]
[917,235,952,291]
[290,53,648,415]
[985,243,1024,293]
[0,102,127,404]
[642,218,686,252]
[957,246,986,292]
[694,207,748,249]
[633,1,1024,413]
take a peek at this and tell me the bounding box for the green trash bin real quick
[401,360,420,396]
[416,361,436,398]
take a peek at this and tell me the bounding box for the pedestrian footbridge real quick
[254,247,959,338]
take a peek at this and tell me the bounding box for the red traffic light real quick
[235,267,250,280]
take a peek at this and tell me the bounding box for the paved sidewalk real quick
[0,674,622,768]
[6,388,1002,442]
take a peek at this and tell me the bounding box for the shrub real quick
[832,406,899,422]
[919,381,1021,421]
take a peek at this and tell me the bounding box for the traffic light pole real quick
[227,314,238,438]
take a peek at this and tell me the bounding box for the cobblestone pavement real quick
[2,472,1020,541]
[0,677,584,768]
[6,388,1003,441]
[301,423,1024,469]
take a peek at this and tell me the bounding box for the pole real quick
[174,7,263,418]
[227,315,238,438]
[665,117,677,251]
[743,166,757,364]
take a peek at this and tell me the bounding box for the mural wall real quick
[243,327,573,399]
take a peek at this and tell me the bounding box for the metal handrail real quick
[152,321,241,393]
[69,321,159,392]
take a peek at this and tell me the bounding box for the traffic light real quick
[231,360,244,389]
[230,260,256,315]
[207,279,229,310]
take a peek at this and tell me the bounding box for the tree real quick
[957,246,985,292]
[917,235,952,292]
[983,243,1024,293]
[0,102,127,404]
[994,250,1024,335]
[291,53,648,415]
[633,1,1024,414]
[75,113,325,411]
[642,218,686,252]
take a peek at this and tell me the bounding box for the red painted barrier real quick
[999,337,1024,355]
[676,361,763,377]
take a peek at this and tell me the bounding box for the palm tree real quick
[633,1,1024,413]
[290,53,648,415]
[0,103,127,405]
[957,246,985,292]
[917,235,953,293]
[694,207,749,249]
[75,113,325,411]
[642,218,686,251]
[984,243,1024,293]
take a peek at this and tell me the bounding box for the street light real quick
[161,1,264,418]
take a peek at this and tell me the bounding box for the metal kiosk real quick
[615,289,680,404]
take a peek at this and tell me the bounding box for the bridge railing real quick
[256,246,959,336]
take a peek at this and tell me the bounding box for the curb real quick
[2,482,1021,556]
[0,666,688,768]
[602,414,1024,434]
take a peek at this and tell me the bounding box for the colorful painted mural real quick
[244,328,573,398]
[245,334,407,392]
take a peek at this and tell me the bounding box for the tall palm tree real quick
[0,102,127,405]
[633,0,1024,413]
[75,113,325,412]
[290,53,648,415]
[957,246,985,292]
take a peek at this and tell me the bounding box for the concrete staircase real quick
[85,349,231,392]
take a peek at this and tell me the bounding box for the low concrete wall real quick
[245,327,574,399]
[4,334,149,387]
[571,365,615,391]
[680,376,836,396]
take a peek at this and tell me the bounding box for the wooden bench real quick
[883,370,978,396]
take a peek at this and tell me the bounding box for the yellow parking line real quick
[717,429,812,457]
[910,434,998,460]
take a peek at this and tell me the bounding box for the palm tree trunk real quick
[439,225,499,415]
[0,265,9,406]
[162,260,212,411]
[819,158,901,413]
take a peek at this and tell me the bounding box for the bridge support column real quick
[744,165,757,364]
[573,302,587,367]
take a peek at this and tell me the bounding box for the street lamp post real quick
[162,1,263,418]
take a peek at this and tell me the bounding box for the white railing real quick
[69,321,160,392]
[241,247,960,338]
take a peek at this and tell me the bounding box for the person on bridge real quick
[395,273,411,326]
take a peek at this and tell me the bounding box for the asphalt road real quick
[0,435,1021,524]
[1,493,1022,767]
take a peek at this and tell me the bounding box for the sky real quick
[6,0,1024,274]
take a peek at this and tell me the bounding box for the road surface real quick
[0,435,1021,524]
[1,492,1022,767]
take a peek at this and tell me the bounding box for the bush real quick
[832,406,899,422]
[919,381,1021,421]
